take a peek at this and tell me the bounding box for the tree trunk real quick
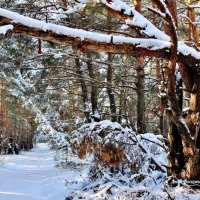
[86,52,100,122]
[134,0,146,133]
[74,53,91,123]
[136,56,146,133]
[5,84,10,136]
[155,0,185,178]
[156,0,200,180]
[187,0,198,46]
[107,53,117,122]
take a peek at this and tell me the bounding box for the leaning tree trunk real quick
[182,74,200,180]
[174,0,200,180]
[159,0,186,178]
[153,0,200,180]
[151,0,185,177]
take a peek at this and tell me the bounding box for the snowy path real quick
[0,143,82,200]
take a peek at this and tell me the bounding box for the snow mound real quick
[71,121,166,171]
[66,121,170,199]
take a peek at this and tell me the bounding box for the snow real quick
[0,125,199,199]
[179,117,190,134]
[64,0,86,15]
[0,8,170,50]
[0,143,85,200]
[92,110,101,120]
[1,6,200,58]
[0,25,13,35]
[175,64,181,82]
[0,8,108,42]
[101,0,170,41]
[178,41,200,59]
[72,120,167,173]
[101,0,200,59]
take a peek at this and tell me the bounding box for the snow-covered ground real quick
[1,141,200,200]
[0,143,84,200]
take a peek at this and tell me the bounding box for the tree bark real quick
[135,56,145,133]
[86,52,100,122]
[153,0,186,177]
[74,53,91,123]
[107,54,117,122]
[134,0,146,134]
[187,0,199,46]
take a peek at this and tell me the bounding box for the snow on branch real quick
[64,0,86,15]
[55,0,89,21]
[101,0,200,61]
[101,0,169,41]
[0,8,170,51]
[0,6,200,68]
[0,24,13,35]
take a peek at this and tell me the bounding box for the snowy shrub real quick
[66,121,168,199]
[71,120,130,166]
[71,120,167,173]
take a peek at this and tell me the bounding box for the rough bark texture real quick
[74,54,91,123]
[136,57,145,133]
[156,60,165,134]
[107,54,117,122]
[152,0,186,178]
[86,52,100,122]
[152,0,200,180]
[180,0,200,180]
[134,0,146,134]
[187,0,199,46]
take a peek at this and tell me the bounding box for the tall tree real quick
[86,52,100,122]
[134,0,146,133]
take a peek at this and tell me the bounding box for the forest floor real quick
[1,142,200,200]
[0,143,85,200]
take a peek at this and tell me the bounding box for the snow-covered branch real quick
[0,4,199,69]
[0,24,13,35]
